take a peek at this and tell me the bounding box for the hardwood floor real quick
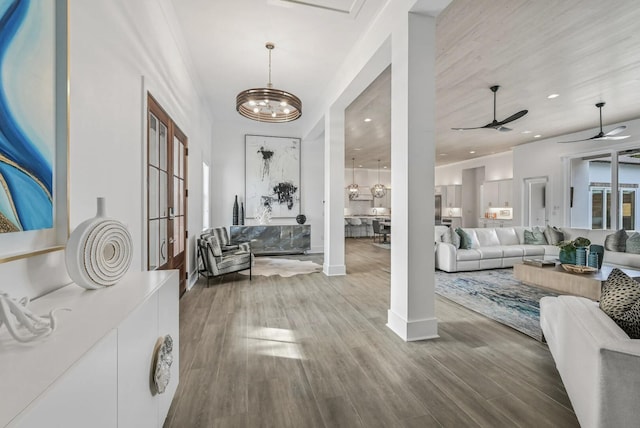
[164,239,578,427]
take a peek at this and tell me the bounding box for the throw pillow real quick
[442,227,461,248]
[600,268,640,339]
[543,225,564,245]
[523,227,547,245]
[604,229,628,252]
[455,227,473,249]
[626,232,640,254]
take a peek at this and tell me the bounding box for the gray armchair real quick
[202,227,251,253]
[197,234,251,286]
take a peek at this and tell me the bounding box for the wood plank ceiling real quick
[345,0,640,169]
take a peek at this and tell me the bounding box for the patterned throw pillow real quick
[524,227,547,245]
[626,232,640,254]
[455,227,473,249]
[442,227,461,249]
[604,229,628,252]
[600,268,640,339]
[543,225,564,245]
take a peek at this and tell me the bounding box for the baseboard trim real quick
[323,263,346,276]
[386,310,439,342]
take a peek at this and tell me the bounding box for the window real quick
[202,161,210,230]
[571,148,640,231]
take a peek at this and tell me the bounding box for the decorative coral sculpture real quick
[0,291,69,343]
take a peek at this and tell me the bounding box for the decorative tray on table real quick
[561,264,597,274]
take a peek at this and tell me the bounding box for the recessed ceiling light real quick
[358,165,363,167]
[469,151,476,154]
[353,148,362,151]
[547,93,560,99]
[534,134,542,138]
[440,153,447,156]
[364,118,372,122]
[383,166,388,169]
[522,130,532,134]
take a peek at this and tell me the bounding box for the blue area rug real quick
[435,268,558,341]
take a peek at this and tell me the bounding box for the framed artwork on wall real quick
[245,135,300,219]
[0,0,68,261]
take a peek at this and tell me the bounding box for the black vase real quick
[240,202,245,225]
[232,195,239,225]
[296,214,306,225]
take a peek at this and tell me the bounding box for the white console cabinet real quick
[0,270,179,428]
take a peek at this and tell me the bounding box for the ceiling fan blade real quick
[496,109,528,126]
[452,126,486,131]
[557,138,589,144]
[594,135,630,141]
[604,125,627,136]
[557,134,599,144]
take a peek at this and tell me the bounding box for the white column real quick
[323,107,346,276]
[387,11,438,341]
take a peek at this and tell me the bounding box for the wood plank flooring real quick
[164,239,578,427]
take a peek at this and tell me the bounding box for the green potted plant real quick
[557,237,591,264]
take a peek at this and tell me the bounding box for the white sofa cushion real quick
[496,227,519,245]
[477,247,503,259]
[457,249,481,261]
[501,246,524,257]
[518,245,545,256]
[475,228,501,247]
[604,251,640,270]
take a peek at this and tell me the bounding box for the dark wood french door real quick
[147,94,188,295]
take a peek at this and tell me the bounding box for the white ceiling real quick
[170,0,640,169]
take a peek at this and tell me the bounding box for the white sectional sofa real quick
[435,226,640,272]
[540,295,640,428]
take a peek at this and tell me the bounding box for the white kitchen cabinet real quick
[483,179,512,208]
[498,180,513,207]
[2,270,179,428]
[445,185,462,208]
[12,331,119,428]
[483,181,500,208]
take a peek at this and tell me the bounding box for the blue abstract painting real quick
[0,0,54,233]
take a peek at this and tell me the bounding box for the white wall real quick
[344,168,391,188]
[1,0,213,299]
[435,151,512,185]
[210,121,325,253]
[513,118,640,227]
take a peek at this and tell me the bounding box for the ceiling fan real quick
[452,85,528,132]
[557,102,629,143]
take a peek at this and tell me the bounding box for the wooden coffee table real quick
[513,263,640,301]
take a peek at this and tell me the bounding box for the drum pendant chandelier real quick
[236,42,302,123]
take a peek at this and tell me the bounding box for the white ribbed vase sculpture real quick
[65,197,133,290]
